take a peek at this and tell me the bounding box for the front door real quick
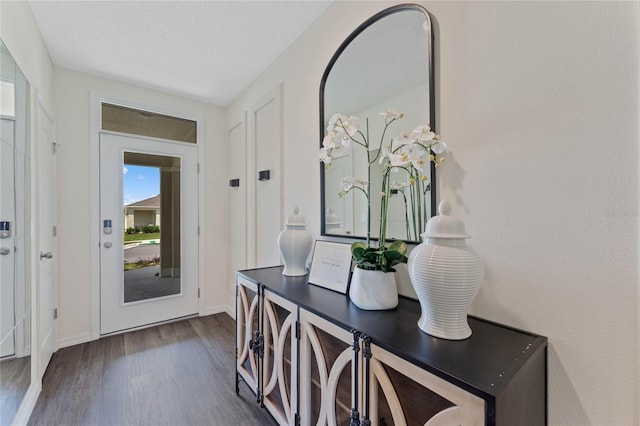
[99,132,198,334]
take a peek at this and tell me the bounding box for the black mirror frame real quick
[319,3,437,243]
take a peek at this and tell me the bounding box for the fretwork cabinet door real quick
[299,309,358,426]
[262,290,298,425]
[236,276,261,394]
[367,343,485,426]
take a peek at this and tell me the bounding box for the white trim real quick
[57,332,94,349]
[224,305,235,320]
[204,304,231,317]
[89,91,205,338]
[89,91,101,341]
[10,381,40,426]
[196,109,206,317]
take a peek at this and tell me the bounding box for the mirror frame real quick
[319,3,436,243]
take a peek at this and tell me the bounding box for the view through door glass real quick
[123,152,181,303]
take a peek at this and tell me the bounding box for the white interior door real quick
[248,87,281,268]
[99,133,198,334]
[37,101,56,376]
[227,115,247,296]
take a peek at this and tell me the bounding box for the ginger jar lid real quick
[285,207,307,228]
[422,200,470,239]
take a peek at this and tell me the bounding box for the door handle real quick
[40,251,53,259]
[0,247,10,255]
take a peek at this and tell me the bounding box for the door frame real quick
[89,92,205,340]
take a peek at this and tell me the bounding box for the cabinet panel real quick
[262,290,297,425]
[300,309,356,426]
[369,344,484,426]
[236,277,260,394]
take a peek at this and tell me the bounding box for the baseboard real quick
[58,332,94,349]
[202,304,235,320]
[11,382,40,426]
[204,304,229,316]
[225,305,235,320]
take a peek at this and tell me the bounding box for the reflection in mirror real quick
[0,38,32,426]
[320,4,435,243]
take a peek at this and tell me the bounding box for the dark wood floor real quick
[28,314,277,426]
[1,355,31,426]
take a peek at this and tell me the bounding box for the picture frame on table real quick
[308,241,353,294]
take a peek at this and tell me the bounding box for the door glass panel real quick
[309,325,352,425]
[375,362,455,424]
[123,152,181,303]
[102,103,197,144]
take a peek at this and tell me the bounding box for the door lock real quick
[40,251,53,259]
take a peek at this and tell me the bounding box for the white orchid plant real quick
[320,110,447,272]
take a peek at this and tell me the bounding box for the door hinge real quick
[53,308,58,320]
[294,413,300,426]
[295,321,301,340]
[198,288,200,298]
[197,163,200,173]
[53,226,57,237]
[52,142,57,154]
[197,225,200,236]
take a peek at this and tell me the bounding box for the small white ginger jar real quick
[408,200,484,340]
[278,207,313,276]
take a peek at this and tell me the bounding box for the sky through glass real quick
[123,164,160,205]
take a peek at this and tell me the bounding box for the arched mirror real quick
[320,4,436,243]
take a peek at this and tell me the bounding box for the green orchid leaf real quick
[388,240,407,255]
[351,241,367,255]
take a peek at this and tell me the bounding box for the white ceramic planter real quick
[408,200,484,340]
[278,207,313,276]
[349,267,398,310]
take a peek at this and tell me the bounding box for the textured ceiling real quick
[28,1,332,106]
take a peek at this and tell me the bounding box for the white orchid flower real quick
[327,113,341,133]
[411,155,428,172]
[392,133,412,150]
[431,140,448,155]
[341,176,367,192]
[410,125,436,142]
[322,131,338,148]
[378,144,391,164]
[319,147,332,165]
[340,115,360,138]
[388,149,411,167]
[378,109,403,120]
[390,181,409,190]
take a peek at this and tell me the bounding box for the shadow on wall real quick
[474,273,590,425]
[547,344,590,425]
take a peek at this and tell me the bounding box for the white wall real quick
[54,68,228,344]
[226,1,639,425]
[0,2,54,104]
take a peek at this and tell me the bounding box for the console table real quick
[235,266,547,425]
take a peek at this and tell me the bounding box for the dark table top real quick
[237,266,547,400]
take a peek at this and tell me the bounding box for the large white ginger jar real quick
[278,207,313,276]
[349,267,398,310]
[408,200,484,340]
